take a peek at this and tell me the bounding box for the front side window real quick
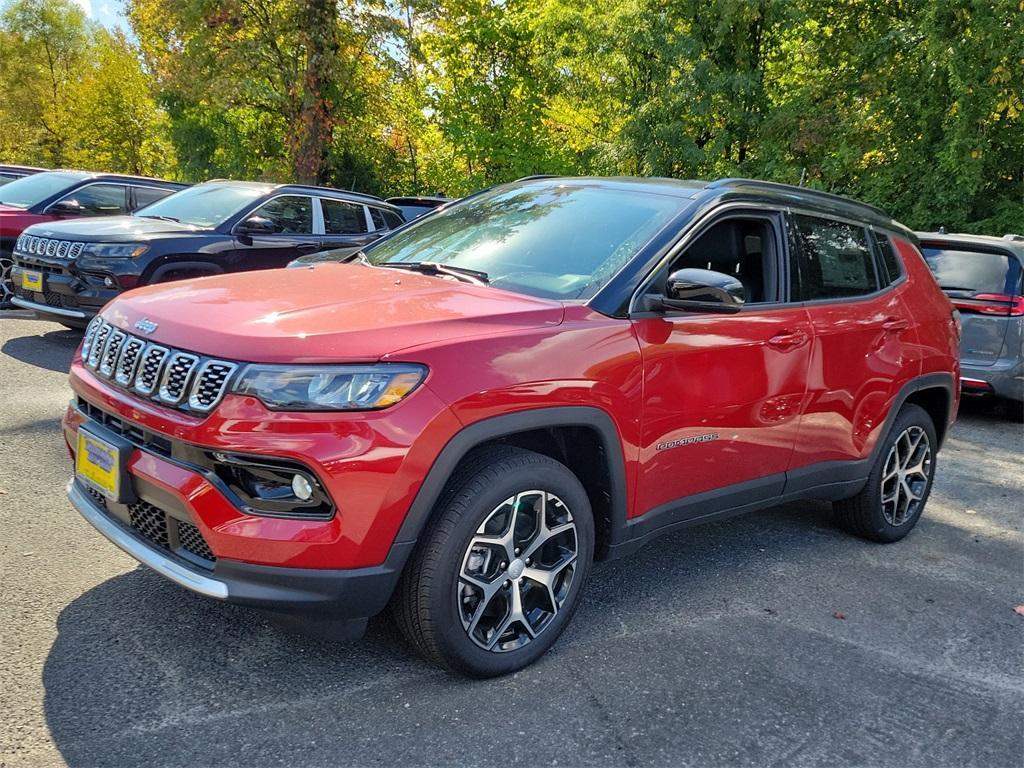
[666,217,777,303]
[322,199,368,234]
[135,183,269,228]
[250,195,313,234]
[790,215,877,300]
[365,182,687,300]
[0,171,87,209]
[921,246,1018,295]
[57,183,128,216]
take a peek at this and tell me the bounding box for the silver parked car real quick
[918,232,1023,410]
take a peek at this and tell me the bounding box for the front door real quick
[632,212,812,520]
[232,194,319,270]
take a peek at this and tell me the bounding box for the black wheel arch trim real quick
[391,406,629,559]
[147,259,224,283]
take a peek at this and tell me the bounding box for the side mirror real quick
[235,215,279,235]
[650,268,746,314]
[47,199,83,216]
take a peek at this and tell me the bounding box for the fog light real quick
[103,276,115,287]
[292,473,314,501]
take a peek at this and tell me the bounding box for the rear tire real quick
[393,445,594,677]
[834,403,937,542]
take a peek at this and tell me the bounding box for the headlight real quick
[83,243,149,259]
[232,363,427,411]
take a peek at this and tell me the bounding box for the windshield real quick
[0,171,86,209]
[922,247,1019,295]
[365,183,686,300]
[134,183,269,228]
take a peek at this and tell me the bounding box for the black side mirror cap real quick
[647,267,746,314]
[235,215,279,235]
[47,199,82,215]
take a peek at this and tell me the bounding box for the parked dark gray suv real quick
[918,232,1023,409]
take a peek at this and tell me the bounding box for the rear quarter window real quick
[921,246,1019,295]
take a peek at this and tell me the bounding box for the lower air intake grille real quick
[129,500,170,550]
[178,521,215,562]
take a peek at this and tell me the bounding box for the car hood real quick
[103,263,565,363]
[23,215,207,240]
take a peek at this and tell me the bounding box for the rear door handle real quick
[881,317,910,332]
[768,330,809,350]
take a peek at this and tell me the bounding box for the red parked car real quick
[0,170,185,309]
[63,177,959,676]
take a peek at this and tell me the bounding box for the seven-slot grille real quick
[82,317,238,413]
[14,234,85,259]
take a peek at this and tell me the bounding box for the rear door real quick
[319,198,378,256]
[786,213,918,471]
[920,243,1022,367]
[231,194,319,270]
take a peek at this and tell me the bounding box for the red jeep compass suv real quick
[63,177,959,677]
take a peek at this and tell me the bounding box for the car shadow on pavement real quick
[41,500,1023,767]
[1,327,80,373]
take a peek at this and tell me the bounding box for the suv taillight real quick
[950,294,1024,316]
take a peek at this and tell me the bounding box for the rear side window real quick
[384,210,404,229]
[59,183,129,216]
[321,199,368,234]
[250,195,313,234]
[132,186,174,210]
[921,247,1018,295]
[369,207,387,230]
[874,232,903,285]
[790,214,877,300]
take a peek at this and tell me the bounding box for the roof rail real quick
[513,174,561,182]
[1004,234,1024,242]
[708,178,890,219]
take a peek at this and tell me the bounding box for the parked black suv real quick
[9,180,404,327]
[0,164,45,186]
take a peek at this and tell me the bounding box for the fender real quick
[147,259,224,284]
[391,406,629,557]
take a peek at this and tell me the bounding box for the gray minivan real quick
[918,232,1023,411]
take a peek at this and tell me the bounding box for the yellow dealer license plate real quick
[76,430,121,499]
[21,270,43,291]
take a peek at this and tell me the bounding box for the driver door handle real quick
[881,317,910,332]
[768,329,809,350]
[297,243,319,252]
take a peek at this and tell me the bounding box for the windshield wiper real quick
[380,261,489,286]
[140,214,180,222]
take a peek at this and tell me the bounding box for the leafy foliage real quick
[0,0,1020,232]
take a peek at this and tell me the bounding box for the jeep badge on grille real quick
[134,318,159,335]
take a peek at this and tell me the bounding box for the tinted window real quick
[132,186,174,210]
[791,215,877,300]
[321,199,367,234]
[384,210,404,229]
[874,232,903,285]
[59,183,128,216]
[366,182,686,300]
[369,207,387,230]
[0,172,24,186]
[0,171,87,209]
[250,195,313,234]
[922,247,1016,294]
[137,183,268,227]
[397,204,433,220]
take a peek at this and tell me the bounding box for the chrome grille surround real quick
[14,235,86,259]
[82,318,238,414]
[157,352,200,405]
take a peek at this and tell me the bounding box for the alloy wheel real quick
[457,490,578,652]
[880,425,932,526]
[0,257,14,306]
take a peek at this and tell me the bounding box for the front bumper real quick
[69,478,411,627]
[10,257,117,323]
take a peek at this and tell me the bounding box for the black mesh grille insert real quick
[128,500,170,549]
[135,346,168,394]
[115,337,145,385]
[99,331,126,377]
[159,353,199,403]
[178,521,215,561]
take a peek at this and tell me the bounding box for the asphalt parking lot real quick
[0,312,1021,768]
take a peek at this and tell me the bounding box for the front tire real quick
[1,255,15,309]
[834,403,937,542]
[394,446,594,677]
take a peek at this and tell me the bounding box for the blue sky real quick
[70,0,129,32]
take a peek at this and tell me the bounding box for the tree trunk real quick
[290,0,339,185]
